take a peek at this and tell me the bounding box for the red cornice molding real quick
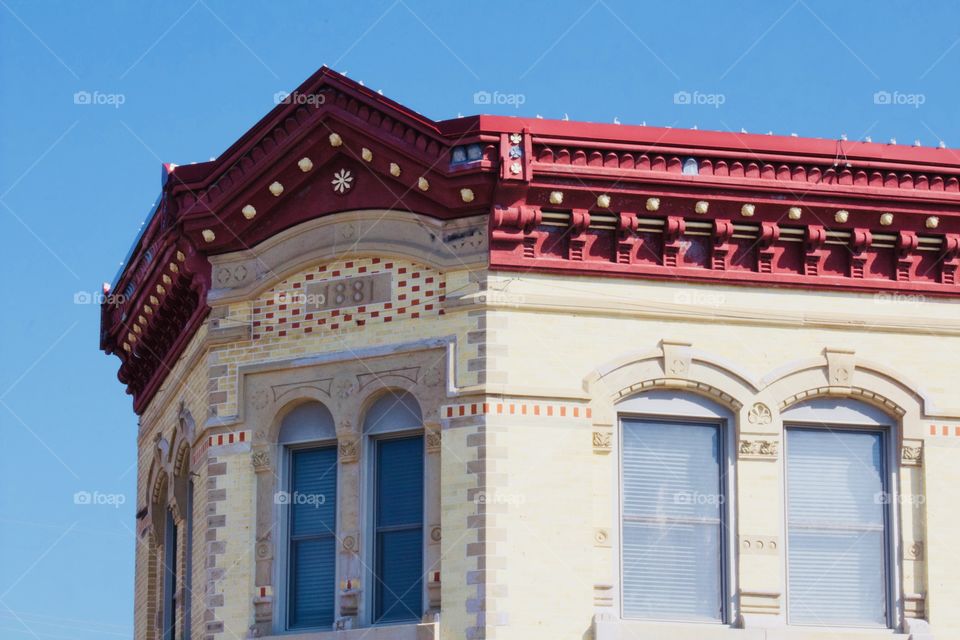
[101,66,960,415]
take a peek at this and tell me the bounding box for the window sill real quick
[262,621,435,640]
[594,619,909,640]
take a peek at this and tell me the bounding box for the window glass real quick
[621,419,724,621]
[373,435,424,623]
[288,446,338,629]
[786,428,888,626]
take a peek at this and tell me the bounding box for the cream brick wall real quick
[130,251,960,640]
[478,270,960,639]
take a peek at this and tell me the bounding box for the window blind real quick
[786,428,888,626]
[374,435,424,623]
[621,419,724,622]
[288,446,337,629]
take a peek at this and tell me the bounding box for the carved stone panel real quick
[738,437,780,460]
[304,272,391,313]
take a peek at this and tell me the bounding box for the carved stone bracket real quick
[901,439,923,467]
[592,430,612,454]
[426,429,442,453]
[338,437,359,464]
[825,347,856,389]
[251,448,272,473]
[661,339,692,378]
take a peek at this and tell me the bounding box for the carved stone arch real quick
[265,391,338,445]
[763,349,927,439]
[149,470,169,543]
[584,340,757,427]
[207,209,486,305]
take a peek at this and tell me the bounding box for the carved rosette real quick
[747,402,772,426]
[738,438,780,460]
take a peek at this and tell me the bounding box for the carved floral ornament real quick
[747,402,772,425]
[738,438,780,459]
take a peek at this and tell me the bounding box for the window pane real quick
[288,447,337,629]
[621,420,724,622]
[786,428,888,626]
[374,436,424,623]
[291,448,337,537]
[290,537,337,628]
[375,528,424,623]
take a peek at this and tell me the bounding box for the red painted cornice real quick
[102,66,960,416]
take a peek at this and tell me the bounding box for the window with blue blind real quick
[786,427,889,627]
[287,446,338,629]
[373,435,424,623]
[621,418,725,622]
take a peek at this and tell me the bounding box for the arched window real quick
[782,398,895,627]
[616,391,734,623]
[363,390,424,624]
[162,507,178,640]
[278,402,338,631]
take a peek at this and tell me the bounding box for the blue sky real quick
[1,1,958,637]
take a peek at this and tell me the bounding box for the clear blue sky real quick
[1,1,958,637]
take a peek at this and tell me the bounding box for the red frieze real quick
[102,67,960,414]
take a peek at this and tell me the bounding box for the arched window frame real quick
[780,397,901,630]
[359,389,426,626]
[614,390,739,625]
[272,400,339,633]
